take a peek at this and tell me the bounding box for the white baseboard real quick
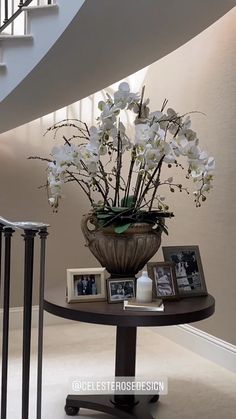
[152,324,236,374]
[2,307,236,374]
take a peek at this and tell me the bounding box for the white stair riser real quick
[0,0,85,100]
[0,0,236,132]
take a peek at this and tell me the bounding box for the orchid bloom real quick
[43,82,214,211]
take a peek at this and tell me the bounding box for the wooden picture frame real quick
[106,278,135,303]
[162,245,208,297]
[147,261,179,300]
[66,267,106,303]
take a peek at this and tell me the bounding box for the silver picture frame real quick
[66,267,106,303]
[162,245,207,297]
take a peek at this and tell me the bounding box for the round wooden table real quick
[44,287,215,418]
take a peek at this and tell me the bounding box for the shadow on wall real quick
[143,7,236,345]
[0,7,236,347]
[0,67,148,308]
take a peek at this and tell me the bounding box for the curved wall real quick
[0,8,235,344]
[144,8,236,344]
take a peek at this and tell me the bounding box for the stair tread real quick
[0,35,33,40]
[22,4,58,12]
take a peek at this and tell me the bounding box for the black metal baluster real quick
[4,0,9,23]
[0,224,3,419]
[36,229,48,419]
[0,224,4,294]
[22,229,37,419]
[1,227,14,419]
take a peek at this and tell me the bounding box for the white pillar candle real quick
[136,271,153,303]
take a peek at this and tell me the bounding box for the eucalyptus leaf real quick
[121,195,135,208]
[114,223,131,234]
[96,213,113,219]
[97,219,106,226]
[159,223,169,235]
[111,207,129,213]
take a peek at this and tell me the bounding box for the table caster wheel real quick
[64,405,80,416]
[150,394,159,403]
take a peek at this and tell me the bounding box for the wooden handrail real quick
[0,215,49,230]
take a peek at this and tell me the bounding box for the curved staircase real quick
[0,0,236,134]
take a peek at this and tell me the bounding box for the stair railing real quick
[0,1,53,33]
[0,216,49,419]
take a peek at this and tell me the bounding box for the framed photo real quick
[106,278,135,303]
[147,262,179,300]
[66,267,106,303]
[162,246,207,297]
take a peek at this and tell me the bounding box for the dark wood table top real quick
[44,287,215,327]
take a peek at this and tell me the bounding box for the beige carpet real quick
[5,321,236,418]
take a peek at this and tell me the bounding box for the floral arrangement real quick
[31,83,215,234]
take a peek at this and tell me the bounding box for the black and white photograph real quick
[107,278,135,303]
[147,262,179,300]
[67,268,106,303]
[162,246,208,297]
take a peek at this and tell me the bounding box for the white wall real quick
[143,8,236,345]
[0,8,235,345]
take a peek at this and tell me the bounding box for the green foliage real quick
[110,206,129,212]
[114,223,131,234]
[96,213,113,219]
[121,195,135,208]
[95,206,173,234]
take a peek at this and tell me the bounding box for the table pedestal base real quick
[65,394,159,418]
[65,326,159,417]
[44,289,215,419]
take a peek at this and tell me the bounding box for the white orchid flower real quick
[89,125,100,141]
[51,144,80,168]
[86,161,98,174]
[150,123,165,142]
[48,162,65,176]
[144,144,165,170]
[135,121,165,147]
[170,139,182,157]
[51,146,70,166]
[41,81,215,211]
[175,134,189,148]
[164,153,176,164]
[182,142,202,160]
[86,139,99,154]
[183,115,191,128]
[189,166,206,182]
[99,103,119,130]
[185,129,197,142]
[202,183,213,192]
[205,156,216,172]
[179,115,191,132]
[48,197,59,208]
[79,144,99,175]
[149,110,163,121]
[114,82,139,109]
[48,197,56,205]
[135,123,150,145]
[99,145,108,155]
[167,108,177,118]
[160,141,176,163]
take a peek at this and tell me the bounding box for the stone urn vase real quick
[81,213,163,276]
